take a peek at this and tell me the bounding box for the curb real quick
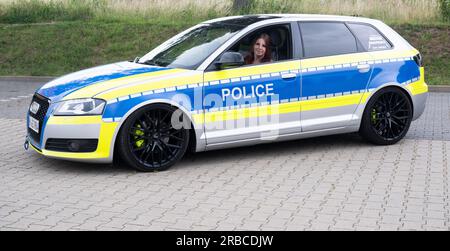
[0,76,449,92]
[428,85,450,93]
[0,76,56,82]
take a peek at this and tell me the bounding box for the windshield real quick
[139,24,242,70]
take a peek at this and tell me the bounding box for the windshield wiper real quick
[143,59,172,67]
[131,56,163,67]
[141,59,160,66]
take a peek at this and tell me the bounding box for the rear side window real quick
[347,23,392,51]
[299,22,358,58]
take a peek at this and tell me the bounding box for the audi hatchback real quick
[25,14,428,171]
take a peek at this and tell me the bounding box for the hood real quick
[37,61,171,102]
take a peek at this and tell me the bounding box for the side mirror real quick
[215,52,244,70]
[133,57,140,63]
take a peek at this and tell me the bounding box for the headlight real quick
[54,99,106,116]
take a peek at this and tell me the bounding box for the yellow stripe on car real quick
[193,92,368,124]
[406,68,428,95]
[65,68,187,100]
[96,71,203,101]
[46,115,104,125]
[204,60,300,82]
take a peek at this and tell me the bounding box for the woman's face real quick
[253,38,267,58]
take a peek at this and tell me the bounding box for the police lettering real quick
[221,83,274,101]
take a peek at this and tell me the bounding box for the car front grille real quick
[28,93,50,145]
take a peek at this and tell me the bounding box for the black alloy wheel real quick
[360,87,413,145]
[118,104,189,172]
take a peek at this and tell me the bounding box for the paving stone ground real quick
[0,93,449,231]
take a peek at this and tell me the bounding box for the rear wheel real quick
[359,87,413,145]
[118,104,189,172]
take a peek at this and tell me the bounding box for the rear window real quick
[299,22,358,58]
[347,23,392,51]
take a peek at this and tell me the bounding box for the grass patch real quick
[0,21,191,76]
[0,1,448,84]
[0,0,447,24]
[393,24,450,85]
[0,21,448,85]
[0,0,225,25]
[0,0,98,23]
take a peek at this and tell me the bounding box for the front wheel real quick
[118,104,189,172]
[359,87,413,145]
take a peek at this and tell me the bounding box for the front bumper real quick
[27,115,118,163]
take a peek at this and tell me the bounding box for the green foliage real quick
[0,1,448,84]
[0,21,188,76]
[393,24,450,85]
[252,0,294,14]
[0,0,104,24]
[230,0,295,14]
[0,0,223,26]
[0,21,448,85]
[0,0,447,24]
[440,0,450,21]
[231,0,256,14]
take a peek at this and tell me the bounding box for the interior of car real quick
[209,24,292,70]
[232,24,292,63]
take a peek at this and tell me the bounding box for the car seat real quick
[268,29,285,61]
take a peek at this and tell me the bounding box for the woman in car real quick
[245,33,273,65]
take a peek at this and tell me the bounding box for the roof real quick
[204,14,378,26]
[203,15,280,27]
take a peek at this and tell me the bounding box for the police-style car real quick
[26,14,428,171]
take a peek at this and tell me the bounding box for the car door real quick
[202,22,303,147]
[298,21,374,132]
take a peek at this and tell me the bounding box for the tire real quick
[359,87,413,145]
[118,104,190,172]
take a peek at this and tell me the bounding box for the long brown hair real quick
[245,33,272,64]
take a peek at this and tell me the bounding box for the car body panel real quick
[38,62,172,101]
[300,51,374,131]
[32,115,118,163]
[202,60,301,144]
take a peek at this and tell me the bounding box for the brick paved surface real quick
[0,93,449,231]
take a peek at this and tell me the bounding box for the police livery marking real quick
[25,14,428,171]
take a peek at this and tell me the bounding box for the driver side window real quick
[209,24,293,71]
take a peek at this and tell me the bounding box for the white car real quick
[26,14,428,171]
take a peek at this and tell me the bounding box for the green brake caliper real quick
[371,108,377,124]
[134,125,145,148]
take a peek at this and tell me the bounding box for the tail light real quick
[413,53,423,67]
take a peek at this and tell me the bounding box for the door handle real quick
[357,64,371,73]
[281,73,297,80]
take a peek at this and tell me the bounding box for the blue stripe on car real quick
[37,66,170,101]
[100,60,421,121]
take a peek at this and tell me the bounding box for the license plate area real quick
[29,116,39,133]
